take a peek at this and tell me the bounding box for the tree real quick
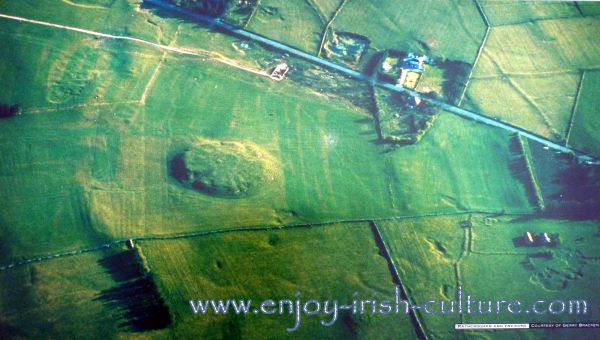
[0,104,20,118]
[549,159,600,219]
[440,60,471,104]
[171,0,230,17]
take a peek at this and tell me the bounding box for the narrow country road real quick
[0,12,270,77]
[146,0,600,164]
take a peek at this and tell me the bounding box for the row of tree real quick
[170,0,230,17]
[439,59,471,105]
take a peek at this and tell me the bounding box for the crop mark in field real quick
[317,114,335,196]
[23,100,140,114]
[480,49,560,136]
[45,42,97,104]
[292,104,312,204]
[0,13,269,80]
[140,26,180,106]
[472,69,579,80]
[304,0,328,25]
[453,214,473,323]
[383,156,398,211]
[450,0,488,45]
[62,0,110,10]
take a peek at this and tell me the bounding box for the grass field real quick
[528,140,571,204]
[464,16,600,142]
[567,70,600,156]
[578,1,600,16]
[0,250,131,338]
[100,54,402,236]
[0,19,165,260]
[311,0,344,20]
[1,1,600,338]
[479,0,581,26]
[380,214,600,339]
[331,0,487,64]
[378,216,466,339]
[245,0,325,54]
[0,0,172,43]
[461,216,600,338]
[384,112,533,214]
[0,0,276,75]
[140,223,418,338]
[0,13,398,255]
[415,64,445,94]
[234,0,346,56]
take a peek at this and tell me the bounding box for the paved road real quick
[146,0,600,165]
[2,1,598,164]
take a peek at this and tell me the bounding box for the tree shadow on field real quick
[96,250,172,332]
[168,152,189,183]
[140,1,226,33]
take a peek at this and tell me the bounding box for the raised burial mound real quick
[172,139,279,198]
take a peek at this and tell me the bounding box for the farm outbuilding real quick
[270,62,289,81]
[517,231,559,247]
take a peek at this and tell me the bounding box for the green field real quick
[0,19,165,260]
[311,0,344,20]
[140,223,418,339]
[245,0,325,53]
[568,70,600,156]
[240,0,345,56]
[379,215,600,339]
[578,1,600,16]
[384,113,533,214]
[0,0,169,43]
[479,0,580,26]
[0,13,396,256]
[0,250,127,338]
[378,216,465,339]
[1,0,600,338]
[331,0,487,64]
[464,16,600,142]
[462,216,600,338]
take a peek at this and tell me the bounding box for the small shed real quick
[270,62,289,81]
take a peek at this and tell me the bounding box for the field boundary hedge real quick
[317,0,349,57]
[0,210,530,271]
[565,70,585,146]
[370,221,429,340]
[457,0,490,106]
[516,134,546,211]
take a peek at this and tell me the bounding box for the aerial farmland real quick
[0,0,599,339]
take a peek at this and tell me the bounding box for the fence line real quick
[0,210,526,271]
[370,221,429,340]
[565,70,585,146]
[316,0,349,57]
[457,0,491,106]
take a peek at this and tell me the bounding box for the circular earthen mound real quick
[180,139,278,198]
